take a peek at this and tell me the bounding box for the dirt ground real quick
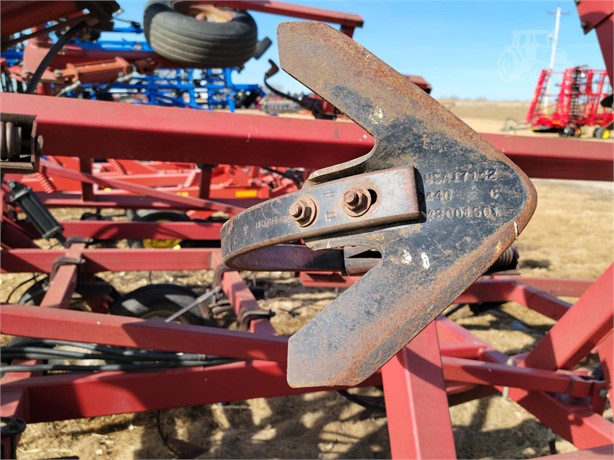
[2,101,613,459]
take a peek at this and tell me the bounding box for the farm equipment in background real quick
[526,66,613,138]
[1,18,267,111]
[263,59,339,119]
[263,59,433,120]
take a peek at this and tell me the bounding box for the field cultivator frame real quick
[526,66,613,135]
[5,157,299,212]
[1,94,613,458]
[1,0,614,457]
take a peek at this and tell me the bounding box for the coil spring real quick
[34,172,57,193]
[108,159,127,175]
[489,245,519,272]
[44,155,62,166]
[0,121,23,161]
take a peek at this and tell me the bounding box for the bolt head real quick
[342,188,372,216]
[344,190,359,206]
[289,197,317,227]
[289,202,303,218]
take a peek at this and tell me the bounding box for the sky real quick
[114,0,606,101]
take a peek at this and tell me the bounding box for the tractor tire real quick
[109,283,212,325]
[143,1,258,68]
[561,124,581,137]
[594,126,611,139]
[19,276,119,310]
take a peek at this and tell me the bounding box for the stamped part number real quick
[427,205,502,221]
[426,189,453,202]
[424,167,498,185]
[425,165,506,222]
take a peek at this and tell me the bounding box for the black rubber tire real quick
[19,276,119,309]
[109,284,211,325]
[143,1,258,68]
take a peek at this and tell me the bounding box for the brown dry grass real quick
[2,101,613,459]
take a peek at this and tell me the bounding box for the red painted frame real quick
[576,0,613,82]
[2,2,613,453]
[9,158,297,200]
[1,267,612,453]
[1,95,612,458]
[2,94,612,180]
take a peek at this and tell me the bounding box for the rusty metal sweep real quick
[221,22,537,388]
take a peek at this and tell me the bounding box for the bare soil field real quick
[1,101,613,459]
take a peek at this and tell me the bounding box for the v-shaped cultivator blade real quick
[222,22,536,387]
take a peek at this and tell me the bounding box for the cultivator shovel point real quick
[221,22,537,388]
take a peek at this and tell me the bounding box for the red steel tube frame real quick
[2,93,612,181]
[576,0,613,82]
[0,215,226,263]
[0,144,611,459]
[382,322,457,459]
[521,264,614,371]
[38,242,85,309]
[0,300,605,400]
[0,1,82,39]
[0,248,217,273]
[9,158,294,200]
[2,20,613,453]
[178,0,364,36]
[37,161,246,215]
[59,220,223,241]
[3,158,297,212]
[1,268,612,453]
[0,267,610,397]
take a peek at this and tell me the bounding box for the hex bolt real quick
[289,196,317,227]
[343,188,373,216]
[289,202,303,219]
[343,190,359,207]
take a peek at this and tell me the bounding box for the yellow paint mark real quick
[235,190,258,198]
